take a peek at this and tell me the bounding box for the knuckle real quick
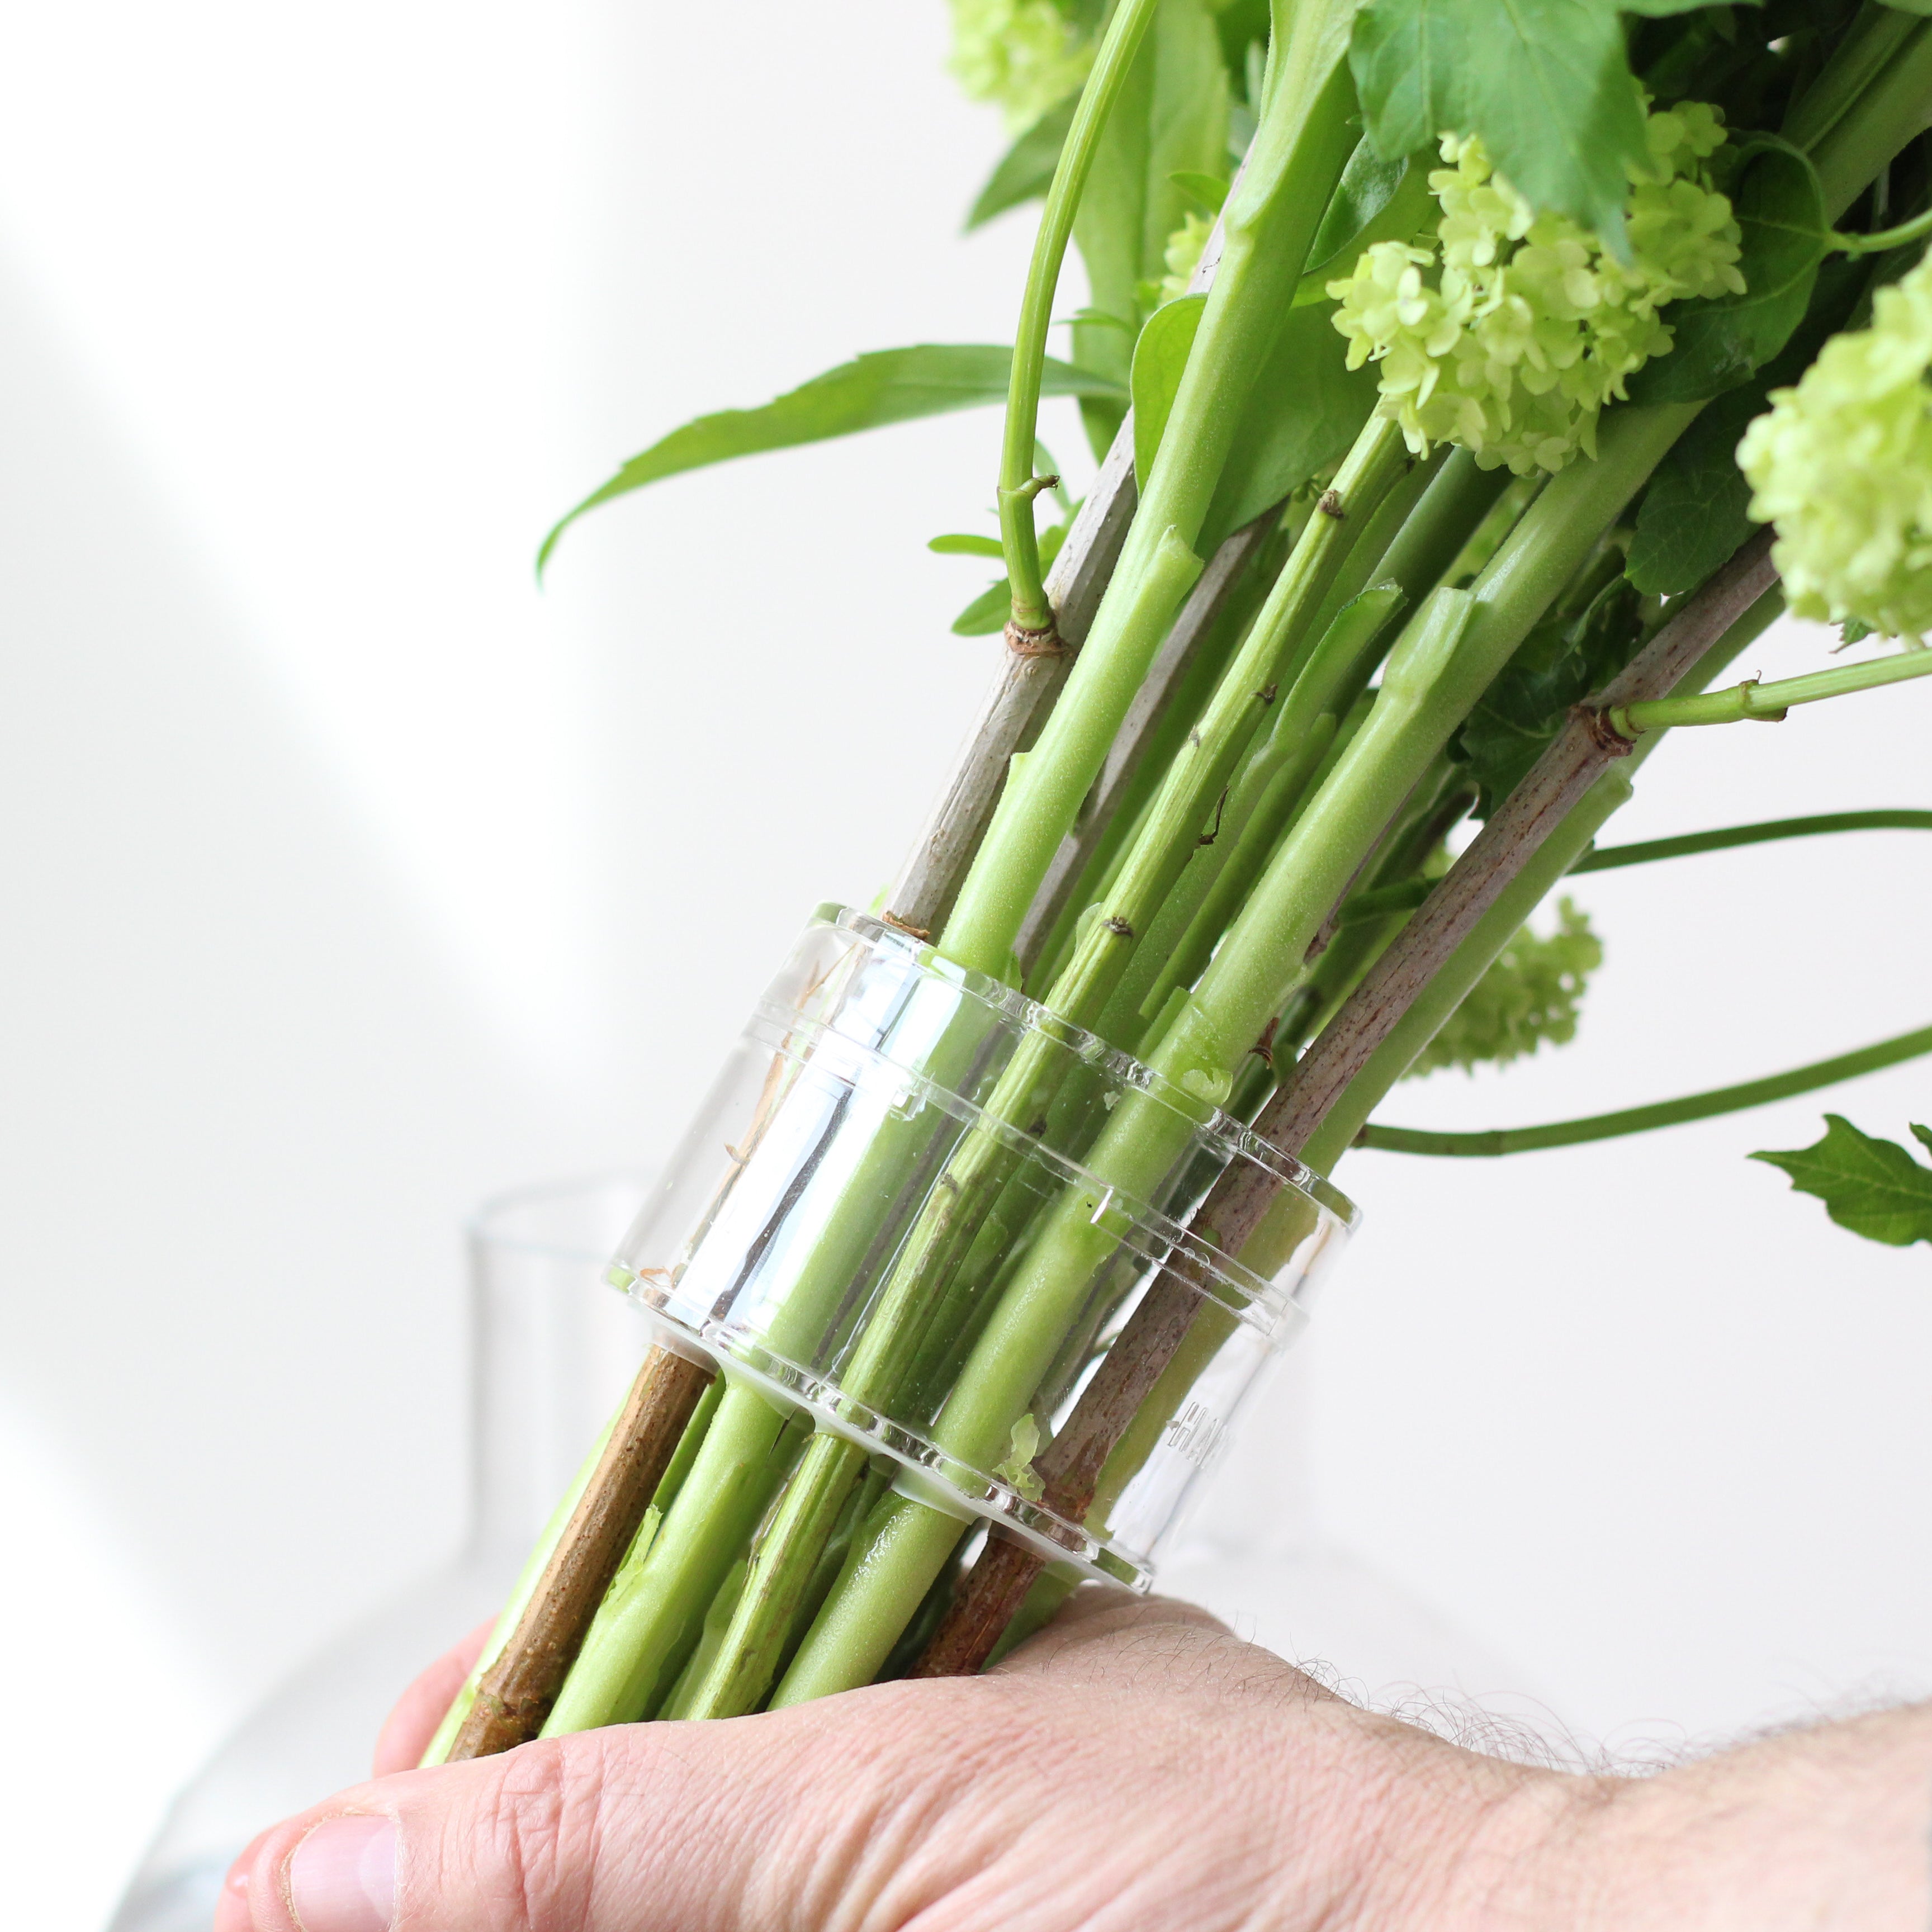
[451,1735,615,1931]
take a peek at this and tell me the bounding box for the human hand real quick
[215,1588,1930,1930]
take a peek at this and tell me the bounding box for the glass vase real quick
[105,1175,654,1932]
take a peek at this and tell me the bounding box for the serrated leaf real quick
[967,93,1078,231]
[1351,0,1650,246]
[1752,1115,1932,1247]
[1627,135,1828,404]
[1131,293,1206,486]
[1197,302,1381,550]
[539,345,1123,572]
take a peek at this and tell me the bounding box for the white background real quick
[1,6,1929,1928]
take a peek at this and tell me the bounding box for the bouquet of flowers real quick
[418,0,1932,1759]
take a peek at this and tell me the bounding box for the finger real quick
[214,1825,273,1932]
[372,1616,496,1777]
[229,1685,996,1932]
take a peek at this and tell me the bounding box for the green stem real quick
[1338,809,1932,925]
[941,1,1362,978]
[1782,4,1924,154]
[1830,202,1932,257]
[1000,0,1163,633]
[1808,20,1932,221]
[1164,404,1696,1078]
[542,1384,803,1732]
[1359,1022,1932,1158]
[684,427,1409,1715]
[1297,588,1788,1176]
[1608,647,1932,734]
[1113,584,1405,1039]
[1579,809,1932,869]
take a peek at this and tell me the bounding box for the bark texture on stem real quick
[447,1344,714,1759]
[888,427,1137,937]
[1015,511,1280,972]
[915,529,1781,1679]
[1263,526,1778,1157]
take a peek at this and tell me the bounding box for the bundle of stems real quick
[428,0,1932,1759]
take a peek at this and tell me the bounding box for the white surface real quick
[1,7,1929,1929]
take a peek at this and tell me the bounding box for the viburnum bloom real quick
[949,0,1093,130]
[1737,250,1932,642]
[1329,106,1746,475]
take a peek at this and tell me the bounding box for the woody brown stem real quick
[913,529,1781,1680]
[1262,526,1778,1157]
[446,1344,714,1758]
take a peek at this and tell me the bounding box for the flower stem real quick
[1360,1021,1932,1157]
[999,0,1164,635]
[1607,644,1932,735]
[941,3,1362,979]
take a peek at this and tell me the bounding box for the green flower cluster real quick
[1407,898,1602,1077]
[948,0,1093,130]
[1737,250,1932,642]
[1330,107,1745,476]
[1158,211,1213,304]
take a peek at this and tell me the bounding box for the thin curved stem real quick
[998,0,1163,634]
[1830,201,1932,257]
[1357,1022,1932,1157]
[1574,808,1932,870]
[1334,809,1932,926]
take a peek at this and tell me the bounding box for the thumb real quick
[221,1683,996,1932]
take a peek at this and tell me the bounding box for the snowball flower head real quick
[1159,211,1213,302]
[1329,109,1745,476]
[949,0,1092,130]
[1737,251,1932,642]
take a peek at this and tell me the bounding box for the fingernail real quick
[287,1815,395,1932]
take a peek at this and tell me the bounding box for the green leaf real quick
[1351,0,1650,246]
[945,520,1068,636]
[1455,575,1647,813]
[1626,394,1759,595]
[1627,135,1829,404]
[1622,0,1758,12]
[928,533,1007,557]
[1072,0,1229,453]
[951,581,1012,635]
[1628,249,1868,594]
[539,345,1124,571]
[966,93,1078,231]
[1752,1115,1932,1247]
[1879,0,1932,15]
[1406,897,1603,1077]
[1130,293,1206,486]
[1168,169,1229,216]
[1197,303,1381,550]
[1295,140,1433,306]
